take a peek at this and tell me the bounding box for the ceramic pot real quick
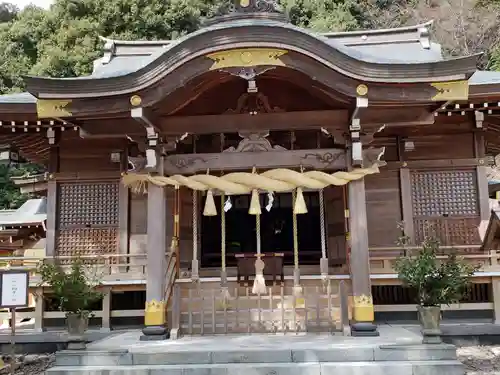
[417,305,442,344]
[66,312,89,350]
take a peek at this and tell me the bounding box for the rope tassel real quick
[249,189,261,215]
[203,190,217,216]
[292,190,302,297]
[220,193,231,303]
[294,187,308,215]
[252,213,267,295]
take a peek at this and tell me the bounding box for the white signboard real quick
[0,271,29,308]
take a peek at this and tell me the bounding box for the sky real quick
[11,0,53,9]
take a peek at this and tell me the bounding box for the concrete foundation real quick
[45,326,466,375]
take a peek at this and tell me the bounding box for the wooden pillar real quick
[399,168,415,242]
[348,178,378,336]
[492,277,500,324]
[101,287,112,332]
[46,130,60,257]
[34,287,45,332]
[141,157,169,340]
[474,131,490,222]
[118,147,130,272]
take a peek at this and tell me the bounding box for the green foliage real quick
[0,163,43,209]
[0,0,367,94]
[37,259,102,316]
[395,233,478,306]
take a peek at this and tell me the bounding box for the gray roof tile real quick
[0,198,46,226]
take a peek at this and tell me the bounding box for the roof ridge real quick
[322,20,433,38]
[98,35,173,46]
[97,21,434,44]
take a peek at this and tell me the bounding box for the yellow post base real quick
[144,299,167,327]
[352,294,375,323]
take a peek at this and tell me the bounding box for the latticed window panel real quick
[411,170,478,217]
[414,217,481,248]
[56,228,119,258]
[58,182,119,228]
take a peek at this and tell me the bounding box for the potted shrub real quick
[37,259,102,349]
[395,234,478,344]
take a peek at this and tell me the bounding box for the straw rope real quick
[121,164,383,194]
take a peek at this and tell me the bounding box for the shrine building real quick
[2,0,500,338]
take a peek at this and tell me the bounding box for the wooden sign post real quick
[0,270,29,374]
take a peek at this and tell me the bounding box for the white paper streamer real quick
[224,196,232,212]
[266,192,274,212]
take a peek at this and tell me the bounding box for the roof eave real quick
[24,24,480,99]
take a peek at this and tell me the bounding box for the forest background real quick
[0,0,498,208]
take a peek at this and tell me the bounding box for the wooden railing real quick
[369,245,497,274]
[169,279,350,336]
[0,253,148,284]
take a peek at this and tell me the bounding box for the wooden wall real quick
[365,171,402,247]
[50,131,485,262]
[58,137,124,173]
[365,133,481,249]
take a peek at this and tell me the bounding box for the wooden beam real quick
[362,107,435,126]
[131,107,161,134]
[386,157,494,170]
[162,147,384,175]
[159,110,349,135]
[77,108,438,139]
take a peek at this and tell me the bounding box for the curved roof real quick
[24,18,479,99]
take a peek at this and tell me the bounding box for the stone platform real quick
[45,326,465,375]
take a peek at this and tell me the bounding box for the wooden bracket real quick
[350,97,369,167]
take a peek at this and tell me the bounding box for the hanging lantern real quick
[293,187,308,214]
[203,190,217,216]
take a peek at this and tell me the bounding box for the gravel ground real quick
[0,354,55,375]
[456,346,500,374]
[0,347,498,374]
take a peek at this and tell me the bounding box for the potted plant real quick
[37,259,102,349]
[395,234,478,344]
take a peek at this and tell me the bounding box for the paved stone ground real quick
[0,346,498,374]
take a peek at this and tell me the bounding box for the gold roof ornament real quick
[207,48,287,70]
[431,80,469,101]
[130,95,142,106]
[36,99,72,118]
[356,84,368,96]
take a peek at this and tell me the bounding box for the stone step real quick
[46,360,464,375]
[54,344,458,367]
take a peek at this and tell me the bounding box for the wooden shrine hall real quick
[3,0,500,338]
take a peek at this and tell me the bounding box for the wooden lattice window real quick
[58,182,119,228]
[410,170,480,246]
[411,170,478,217]
[56,228,119,257]
[56,181,119,257]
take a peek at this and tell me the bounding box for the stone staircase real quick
[45,330,465,375]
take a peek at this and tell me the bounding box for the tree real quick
[0,163,43,209]
[0,0,364,93]
[356,0,500,69]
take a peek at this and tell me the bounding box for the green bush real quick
[394,234,478,307]
[37,259,102,317]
